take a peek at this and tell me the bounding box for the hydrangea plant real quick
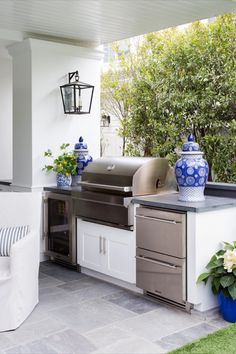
[197,241,236,300]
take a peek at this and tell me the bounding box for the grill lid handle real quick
[78,181,132,192]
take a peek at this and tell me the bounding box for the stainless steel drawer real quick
[136,207,186,258]
[136,248,186,304]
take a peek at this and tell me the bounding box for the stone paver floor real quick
[0,261,230,354]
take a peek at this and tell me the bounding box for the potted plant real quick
[43,143,78,186]
[197,241,236,322]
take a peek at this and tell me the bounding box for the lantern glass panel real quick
[79,87,93,113]
[62,86,75,113]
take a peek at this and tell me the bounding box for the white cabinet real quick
[77,219,135,283]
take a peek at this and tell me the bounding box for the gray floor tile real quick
[44,329,96,354]
[191,307,220,321]
[155,340,181,352]
[39,275,65,289]
[84,324,131,349]
[58,276,101,292]
[38,290,78,312]
[39,272,48,279]
[40,262,85,282]
[115,306,203,341]
[1,262,226,354]
[48,298,136,333]
[70,282,121,303]
[20,304,49,325]
[0,334,15,350]
[39,285,68,297]
[103,290,159,314]
[208,316,231,328]
[5,340,57,354]
[92,336,166,354]
[4,318,66,346]
[160,322,217,347]
[39,261,62,271]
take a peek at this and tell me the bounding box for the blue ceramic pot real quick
[74,136,93,176]
[56,173,72,187]
[175,134,209,202]
[218,292,236,323]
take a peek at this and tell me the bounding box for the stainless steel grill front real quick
[72,157,171,230]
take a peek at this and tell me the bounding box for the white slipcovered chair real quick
[0,192,42,332]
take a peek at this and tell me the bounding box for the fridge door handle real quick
[136,255,178,269]
[135,214,177,224]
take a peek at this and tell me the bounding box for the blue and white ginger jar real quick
[74,136,93,177]
[175,134,209,202]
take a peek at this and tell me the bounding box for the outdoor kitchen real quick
[0,2,236,354]
[43,136,236,313]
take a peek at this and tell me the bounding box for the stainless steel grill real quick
[72,157,170,230]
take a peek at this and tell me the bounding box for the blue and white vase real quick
[56,173,72,187]
[175,134,209,202]
[73,136,93,180]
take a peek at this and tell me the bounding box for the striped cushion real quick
[0,226,29,256]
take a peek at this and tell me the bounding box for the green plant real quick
[197,241,236,300]
[43,143,77,176]
[102,14,236,182]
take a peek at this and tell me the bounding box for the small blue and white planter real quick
[56,173,72,187]
[175,134,209,202]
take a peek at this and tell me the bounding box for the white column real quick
[0,48,12,180]
[8,38,102,189]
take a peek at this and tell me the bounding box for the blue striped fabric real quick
[0,226,29,256]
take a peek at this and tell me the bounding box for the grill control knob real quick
[107,164,115,171]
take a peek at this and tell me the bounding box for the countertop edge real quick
[132,196,236,213]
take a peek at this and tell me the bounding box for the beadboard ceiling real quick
[0,0,235,47]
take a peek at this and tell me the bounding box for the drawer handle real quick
[136,255,178,269]
[103,237,106,255]
[135,214,178,224]
[99,236,102,254]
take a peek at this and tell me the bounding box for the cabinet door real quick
[77,219,104,272]
[77,220,136,283]
[104,227,136,283]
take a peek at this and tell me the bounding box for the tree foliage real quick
[101,14,236,182]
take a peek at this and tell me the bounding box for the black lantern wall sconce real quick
[60,71,94,114]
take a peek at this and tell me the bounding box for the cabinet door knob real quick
[103,237,106,255]
[99,235,102,254]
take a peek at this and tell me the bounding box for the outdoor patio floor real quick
[0,261,230,354]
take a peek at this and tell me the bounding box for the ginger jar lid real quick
[182,134,201,153]
[74,136,88,151]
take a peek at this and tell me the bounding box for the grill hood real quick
[80,157,169,196]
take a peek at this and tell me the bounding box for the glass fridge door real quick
[48,198,70,256]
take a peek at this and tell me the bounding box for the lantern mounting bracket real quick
[69,71,79,83]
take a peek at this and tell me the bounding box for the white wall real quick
[0,48,12,180]
[11,41,32,187]
[9,39,102,189]
[187,207,236,311]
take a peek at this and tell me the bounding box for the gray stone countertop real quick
[44,186,81,195]
[132,192,236,213]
